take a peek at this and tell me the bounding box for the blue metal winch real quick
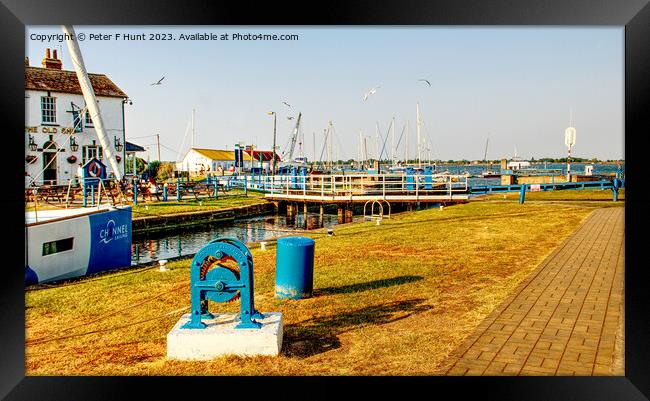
[182,237,264,330]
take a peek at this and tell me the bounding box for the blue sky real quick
[26,26,624,162]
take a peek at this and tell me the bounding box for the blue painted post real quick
[163,184,168,202]
[423,166,433,190]
[91,185,95,206]
[519,185,526,204]
[214,182,218,198]
[176,180,181,201]
[133,182,137,206]
[82,182,87,207]
[244,175,248,196]
[275,236,315,300]
[612,178,620,202]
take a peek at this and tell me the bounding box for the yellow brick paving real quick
[438,207,624,376]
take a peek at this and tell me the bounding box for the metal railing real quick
[226,173,469,197]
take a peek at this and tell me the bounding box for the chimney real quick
[41,48,62,70]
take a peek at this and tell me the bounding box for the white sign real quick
[565,127,576,148]
[530,184,541,192]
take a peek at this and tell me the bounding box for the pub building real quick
[25,48,130,186]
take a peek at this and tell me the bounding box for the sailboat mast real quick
[405,120,409,163]
[62,25,122,181]
[391,116,396,165]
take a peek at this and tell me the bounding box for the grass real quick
[25,191,623,375]
[483,187,624,203]
[130,191,268,218]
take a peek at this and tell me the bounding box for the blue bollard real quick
[91,185,95,206]
[423,166,433,190]
[82,183,87,207]
[163,184,167,202]
[176,181,181,201]
[612,178,620,202]
[275,236,315,300]
[133,182,137,205]
[519,185,526,204]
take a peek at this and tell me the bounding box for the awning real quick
[125,141,146,152]
[243,150,281,162]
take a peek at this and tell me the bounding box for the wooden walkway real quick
[438,207,624,376]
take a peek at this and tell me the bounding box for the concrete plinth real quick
[167,312,283,360]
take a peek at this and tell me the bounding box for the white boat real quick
[507,159,531,170]
[24,26,133,285]
[507,148,531,170]
[25,206,132,285]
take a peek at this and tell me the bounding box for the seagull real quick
[418,79,431,87]
[282,101,292,108]
[363,86,381,101]
[151,76,165,86]
[287,116,295,120]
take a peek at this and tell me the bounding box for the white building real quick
[25,48,129,186]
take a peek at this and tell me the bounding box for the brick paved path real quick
[439,207,624,376]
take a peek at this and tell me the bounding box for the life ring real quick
[88,162,101,177]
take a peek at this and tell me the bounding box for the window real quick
[42,237,74,256]
[71,110,83,133]
[41,96,56,124]
[82,145,103,164]
[84,109,93,126]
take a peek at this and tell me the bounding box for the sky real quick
[26,26,624,162]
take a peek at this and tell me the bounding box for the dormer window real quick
[41,96,56,124]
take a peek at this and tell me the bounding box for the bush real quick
[147,160,161,178]
[157,162,175,181]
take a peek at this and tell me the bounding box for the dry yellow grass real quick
[25,194,622,375]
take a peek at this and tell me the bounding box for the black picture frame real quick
[2,0,648,399]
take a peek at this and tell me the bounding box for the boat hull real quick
[25,206,132,285]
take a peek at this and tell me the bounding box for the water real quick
[131,212,351,265]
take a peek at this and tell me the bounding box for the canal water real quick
[131,212,355,265]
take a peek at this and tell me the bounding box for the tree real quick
[157,162,175,181]
[125,157,147,175]
[147,160,161,178]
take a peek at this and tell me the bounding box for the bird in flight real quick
[151,76,165,86]
[363,86,381,101]
[282,101,292,108]
[418,79,431,87]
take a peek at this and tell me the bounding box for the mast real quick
[405,120,409,163]
[483,134,489,161]
[63,25,122,181]
[327,121,333,169]
[416,102,421,167]
[391,116,396,165]
[312,131,316,167]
